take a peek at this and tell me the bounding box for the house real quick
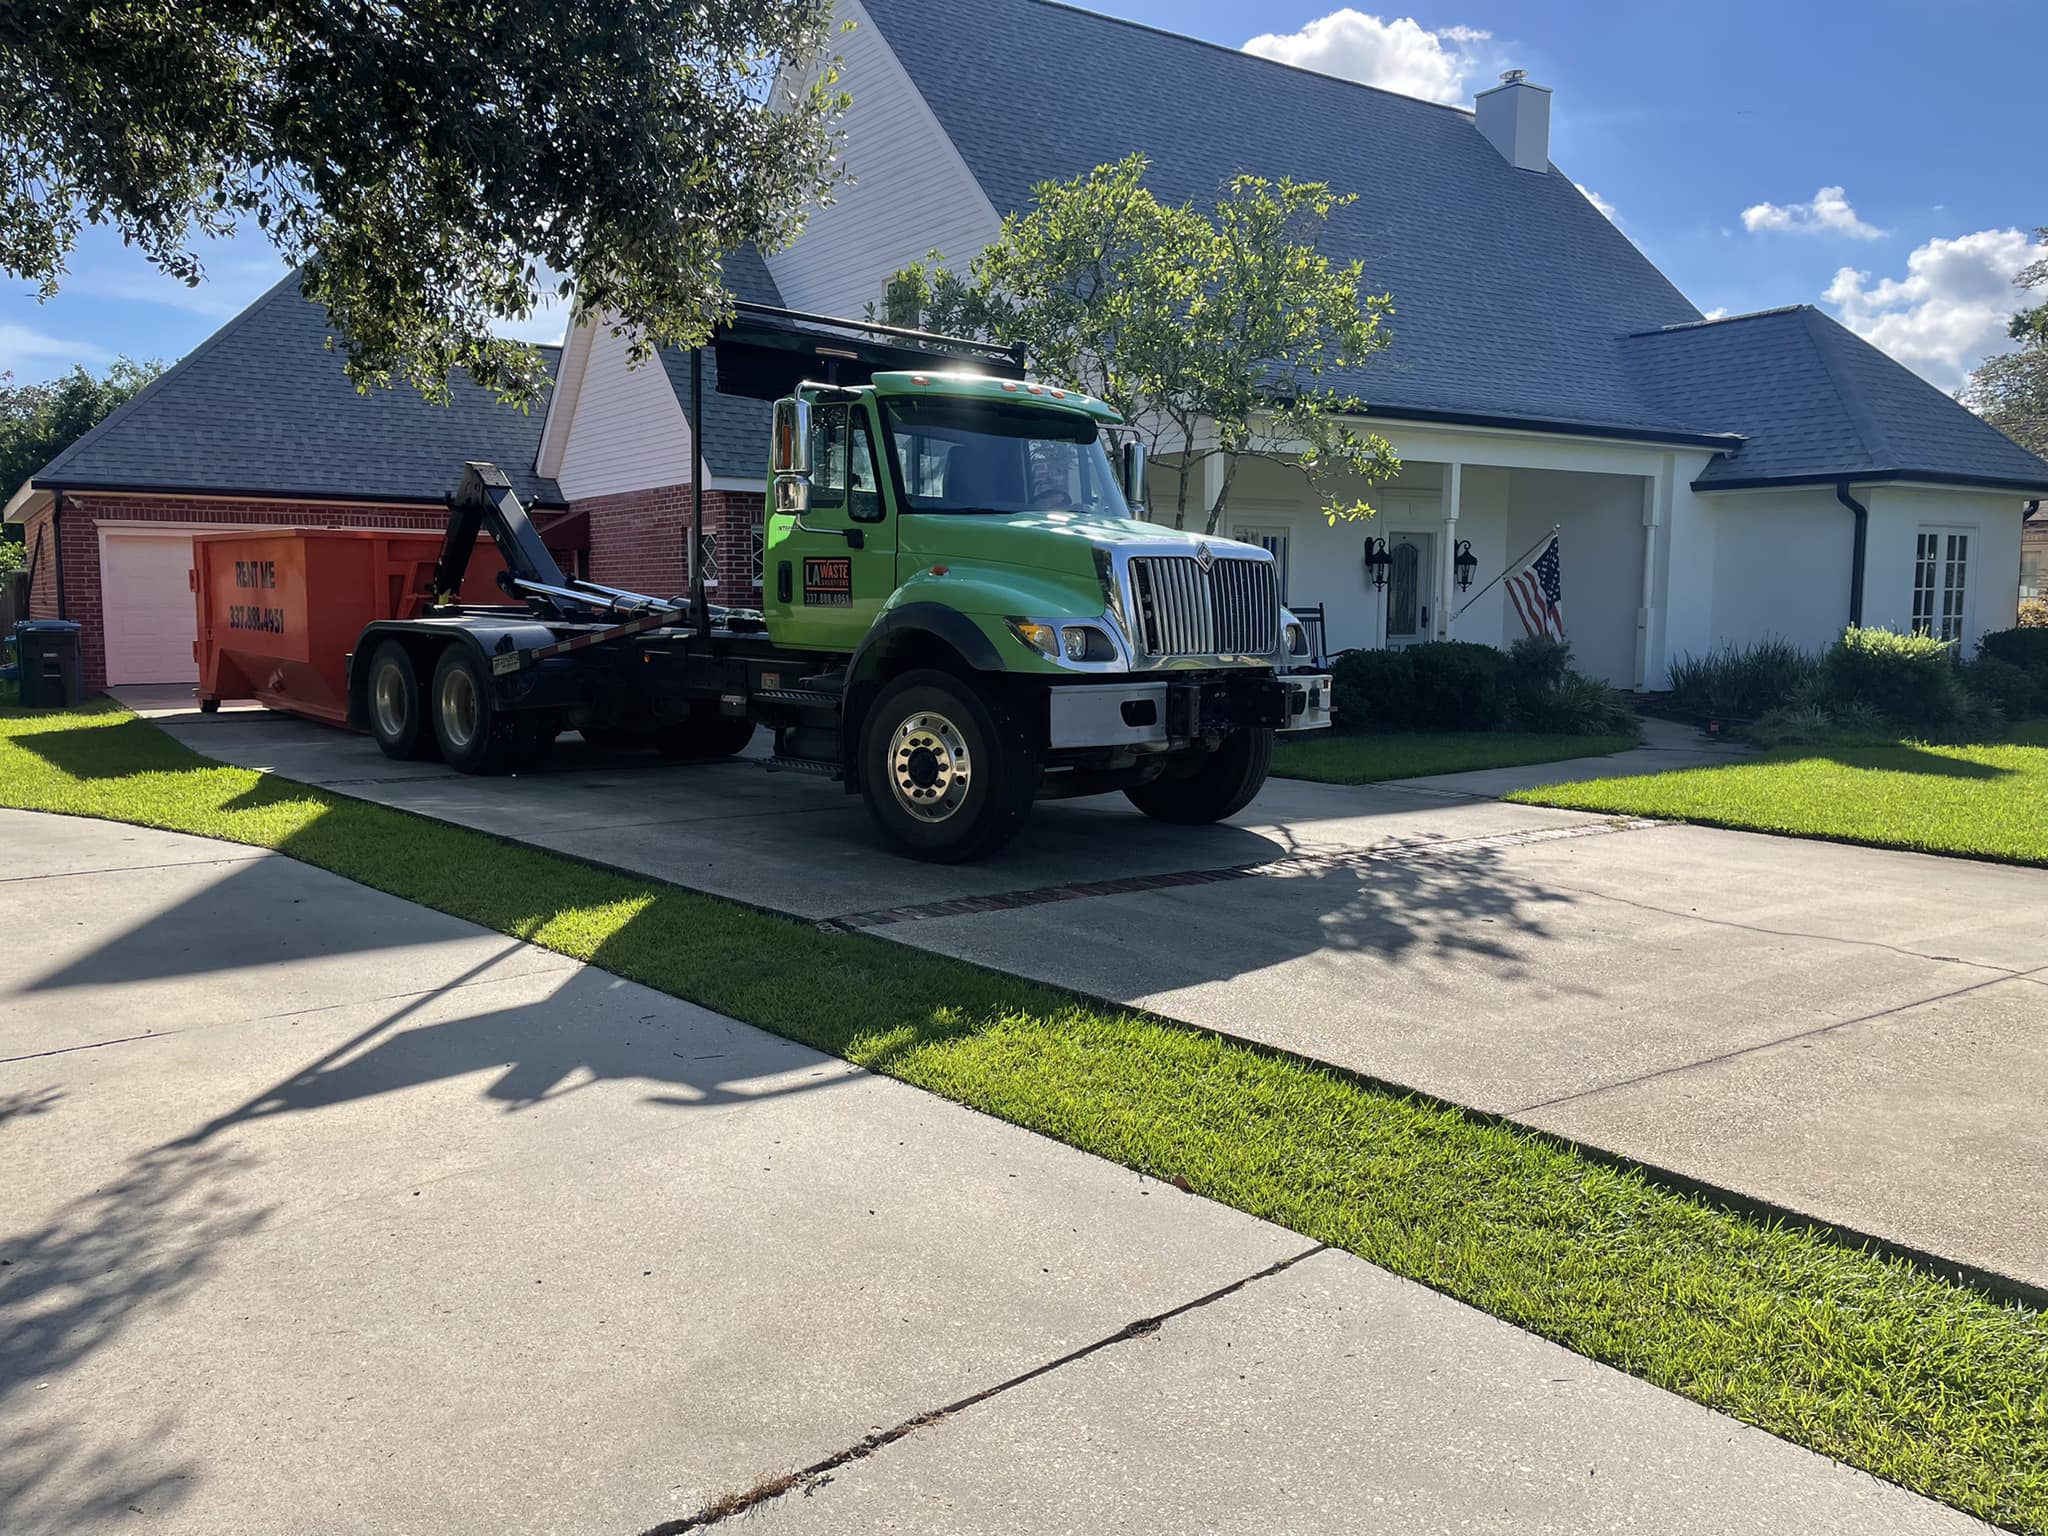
[12,0,2048,689]
[4,273,582,688]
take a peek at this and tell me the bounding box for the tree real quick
[1961,227,2048,459]
[0,357,167,505]
[1,1,846,403]
[882,155,1398,534]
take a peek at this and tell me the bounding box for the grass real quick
[1513,720,2048,866]
[1274,729,1636,785]
[4,699,2047,1532]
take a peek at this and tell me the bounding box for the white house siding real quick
[765,0,1003,322]
[1700,487,1859,659]
[1858,484,2025,649]
[553,324,696,504]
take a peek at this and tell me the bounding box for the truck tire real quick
[860,669,1038,862]
[366,640,436,761]
[657,707,756,761]
[430,645,524,775]
[1124,728,1274,825]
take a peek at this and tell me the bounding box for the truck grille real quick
[1128,555,1280,659]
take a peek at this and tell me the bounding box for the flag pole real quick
[1451,523,1559,624]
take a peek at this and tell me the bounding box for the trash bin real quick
[14,619,82,708]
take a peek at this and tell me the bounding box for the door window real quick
[1911,529,1969,642]
[809,404,885,522]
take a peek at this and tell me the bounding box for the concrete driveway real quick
[0,811,1991,1534]
[131,694,2048,1295]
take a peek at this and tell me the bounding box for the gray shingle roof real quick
[861,0,1715,442]
[35,272,566,507]
[1625,308,2048,493]
[660,244,786,477]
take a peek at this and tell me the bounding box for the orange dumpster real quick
[191,528,509,724]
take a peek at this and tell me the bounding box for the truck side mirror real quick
[771,397,812,476]
[1120,439,1147,511]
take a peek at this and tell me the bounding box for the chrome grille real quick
[1128,556,1280,658]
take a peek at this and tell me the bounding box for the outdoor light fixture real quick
[1454,539,1479,592]
[1363,537,1392,591]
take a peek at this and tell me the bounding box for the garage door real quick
[101,532,199,685]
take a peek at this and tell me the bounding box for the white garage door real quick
[101,532,199,685]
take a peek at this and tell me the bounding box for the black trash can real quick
[14,620,83,708]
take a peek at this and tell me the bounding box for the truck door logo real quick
[803,556,853,607]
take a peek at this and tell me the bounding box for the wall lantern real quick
[1363,537,1392,591]
[1454,539,1479,592]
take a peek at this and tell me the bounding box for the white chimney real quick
[1475,69,1551,172]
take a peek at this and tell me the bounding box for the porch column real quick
[1438,461,1462,639]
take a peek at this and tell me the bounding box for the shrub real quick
[1960,655,2038,721]
[1818,626,1964,732]
[1407,640,1504,731]
[1665,638,1818,721]
[1330,647,1415,731]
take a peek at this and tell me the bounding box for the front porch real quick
[1147,430,1670,688]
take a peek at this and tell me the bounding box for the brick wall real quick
[26,492,451,690]
[579,482,764,601]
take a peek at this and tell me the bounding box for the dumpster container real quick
[14,619,83,707]
[192,529,508,724]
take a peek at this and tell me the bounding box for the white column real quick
[1439,461,1462,639]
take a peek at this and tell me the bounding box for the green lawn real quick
[1513,721,2048,866]
[4,700,2046,1532]
[1274,729,1636,785]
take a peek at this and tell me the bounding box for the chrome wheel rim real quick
[439,666,480,751]
[887,710,972,823]
[373,663,409,739]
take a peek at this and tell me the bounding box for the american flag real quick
[1506,534,1566,641]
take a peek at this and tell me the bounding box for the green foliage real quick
[879,154,1399,533]
[1666,638,1820,721]
[1820,625,1966,733]
[1331,647,1416,730]
[1407,640,1503,731]
[0,1,846,403]
[0,356,164,501]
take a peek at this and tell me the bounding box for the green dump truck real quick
[346,303,1332,862]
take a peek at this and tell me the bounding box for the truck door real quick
[765,396,897,653]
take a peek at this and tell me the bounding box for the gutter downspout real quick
[50,488,65,621]
[1835,481,1866,627]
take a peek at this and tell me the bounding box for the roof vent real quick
[1475,69,1551,173]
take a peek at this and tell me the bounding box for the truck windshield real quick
[882,396,1132,518]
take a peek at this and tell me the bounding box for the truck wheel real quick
[1125,728,1274,824]
[860,670,1037,862]
[657,707,756,761]
[430,646,522,775]
[367,640,436,761]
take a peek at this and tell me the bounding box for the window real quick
[1910,529,1969,642]
[1233,525,1291,602]
[809,403,885,523]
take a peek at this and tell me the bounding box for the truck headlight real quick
[1062,624,1116,663]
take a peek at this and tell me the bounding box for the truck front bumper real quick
[1047,671,1330,751]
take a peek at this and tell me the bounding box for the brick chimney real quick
[1475,69,1551,172]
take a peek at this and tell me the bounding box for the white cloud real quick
[1822,227,2035,390]
[1575,183,1619,223]
[1740,185,1884,240]
[1243,10,1492,105]
[0,322,109,376]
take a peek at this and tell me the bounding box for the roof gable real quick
[36,273,565,507]
[859,0,1706,439]
[1626,308,2048,494]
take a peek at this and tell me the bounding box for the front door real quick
[764,396,898,653]
[1383,530,1435,647]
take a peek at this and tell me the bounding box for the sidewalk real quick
[0,810,1988,1533]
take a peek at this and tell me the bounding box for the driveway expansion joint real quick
[635,1242,1333,1534]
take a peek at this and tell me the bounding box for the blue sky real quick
[3,0,2041,395]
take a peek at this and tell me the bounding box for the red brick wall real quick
[30,492,452,690]
[579,482,764,601]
